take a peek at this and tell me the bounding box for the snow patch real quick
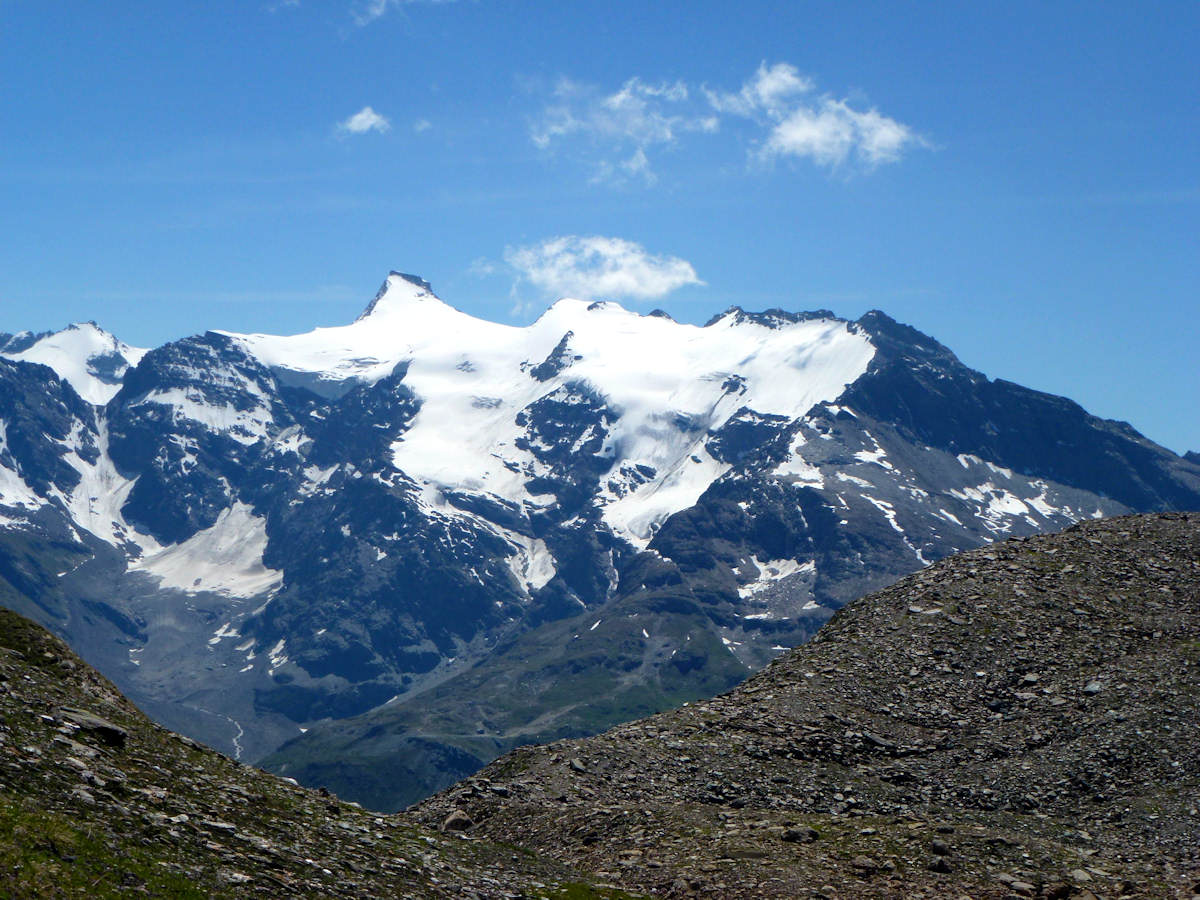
[0,422,43,512]
[268,639,288,674]
[949,482,1031,533]
[737,556,814,599]
[854,444,894,471]
[505,535,556,592]
[130,502,282,597]
[937,508,964,526]
[57,421,152,550]
[772,433,825,487]
[835,472,872,489]
[864,495,928,565]
[132,387,273,445]
[1,323,146,405]
[208,621,241,646]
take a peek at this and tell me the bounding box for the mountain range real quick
[1,272,1198,809]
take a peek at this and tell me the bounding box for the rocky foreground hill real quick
[0,605,626,898]
[1,513,1197,898]
[415,513,1200,898]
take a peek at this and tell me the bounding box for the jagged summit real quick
[0,320,146,405]
[704,305,841,329]
[225,276,876,546]
[356,271,439,321]
[392,271,433,292]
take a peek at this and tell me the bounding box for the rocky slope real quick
[1,513,1196,897]
[2,274,1199,808]
[0,605,634,898]
[416,513,1200,898]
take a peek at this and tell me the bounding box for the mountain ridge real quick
[1,273,1198,808]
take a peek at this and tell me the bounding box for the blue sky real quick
[1,1,1197,453]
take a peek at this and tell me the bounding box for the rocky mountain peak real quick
[355,271,439,321]
[0,320,146,405]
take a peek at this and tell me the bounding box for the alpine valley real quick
[1,272,1198,811]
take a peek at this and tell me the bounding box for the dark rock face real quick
[2,294,1199,812]
[304,362,420,468]
[0,358,98,499]
[107,332,296,544]
[529,330,580,382]
[847,311,1200,510]
[415,513,1200,898]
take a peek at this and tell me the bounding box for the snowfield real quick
[226,273,876,546]
[1,322,146,405]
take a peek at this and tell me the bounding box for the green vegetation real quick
[0,796,210,899]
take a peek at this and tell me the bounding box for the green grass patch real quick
[0,794,214,899]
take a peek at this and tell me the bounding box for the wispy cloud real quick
[532,62,925,182]
[704,62,813,118]
[338,106,391,135]
[532,78,718,184]
[352,0,458,26]
[504,235,703,303]
[413,118,432,134]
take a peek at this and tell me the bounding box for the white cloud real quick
[850,106,919,166]
[710,62,923,171]
[533,62,924,181]
[589,148,655,186]
[468,257,498,277]
[413,118,432,133]
[759,98,918,168]
[504,235,703,301]
[705,62,813,118]
[338,106,390,135]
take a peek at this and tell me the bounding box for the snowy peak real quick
[222,273,878,546]
[356,272,440,321]
[0,322,147,405]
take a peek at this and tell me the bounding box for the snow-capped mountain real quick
[227,273,875,550]
[1,321,146,405]
[1,273,1198,806]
